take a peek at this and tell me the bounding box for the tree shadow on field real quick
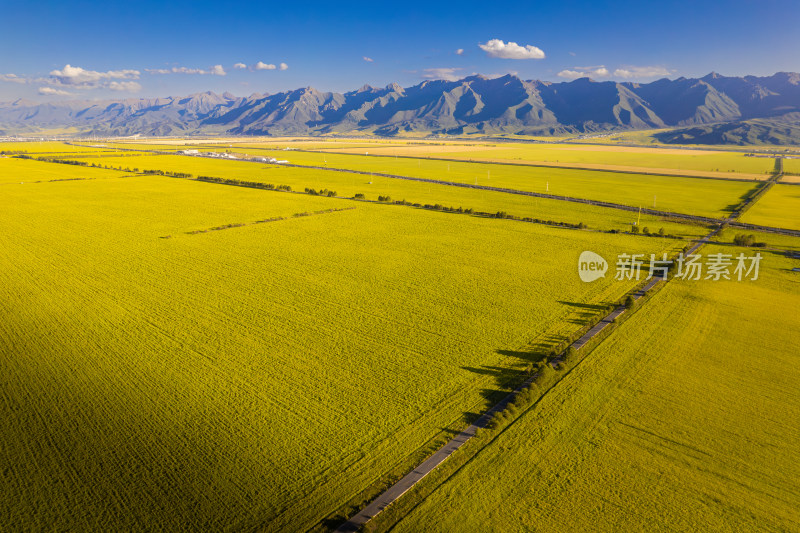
[558,300,608,312]
[459,412,487,426]
[462,300,612,403]
[475,387,519,412]
[320,517,347,531]
[725,185,763,213]
[558,300,609,326]
[461,341,556,402]
[461,364,512,377]
[324,331,583,531]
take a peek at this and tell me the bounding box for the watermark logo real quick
[577,252,762,282]
[578,251,608,282]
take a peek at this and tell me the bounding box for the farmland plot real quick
[739,183,800,231]
[81,151,754,221]
[0,156,131,184]
[391,246,800,533]
[0,168,679,531]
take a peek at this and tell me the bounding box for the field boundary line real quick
[68,142,800,235]
[274,161,800,235]
[336,191,746,532]
[290,148,765,183]
[161,206,357,239]
[159,152,800,237]
[210,157,736,225]
[334,224,723,532]
[349,160,779,531]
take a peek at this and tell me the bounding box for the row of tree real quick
[304,188,337,197]
[355,196,588,230]
[733,233,767,247]
[195,175,293,192]
[141,169,192,178]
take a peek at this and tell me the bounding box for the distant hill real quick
[653,113,800,146]
[2,72,800,143]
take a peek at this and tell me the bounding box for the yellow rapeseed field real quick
[391,246,800,532]
[739,183,800,231]
[0,165,679,531]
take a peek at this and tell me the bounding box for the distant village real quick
[177,149,289,164]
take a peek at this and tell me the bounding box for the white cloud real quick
[107,81,142,92]
[482,72,517,80]
[0,73,26,84]
[149,62,284,74]
[568,51,576,57]
[613,66,671,79]
[556,64,672,80]
[38,87,72,96]
[172,67,202,74]
[478,39,545,60]
[49,64,140,86]
[44,64,141,92]
[455,48,464,55]
[557,66,610,80]
[421,67,463,82]
[251,61,288,71]
[147,65,226,76]
[557,70,587,80]
[363,56,374,62]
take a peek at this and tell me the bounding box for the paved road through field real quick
[334,181,742,532]
[334,373,538,532]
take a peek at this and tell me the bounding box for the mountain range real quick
[2,72,800,144]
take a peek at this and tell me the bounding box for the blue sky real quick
[0,0,796,101]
